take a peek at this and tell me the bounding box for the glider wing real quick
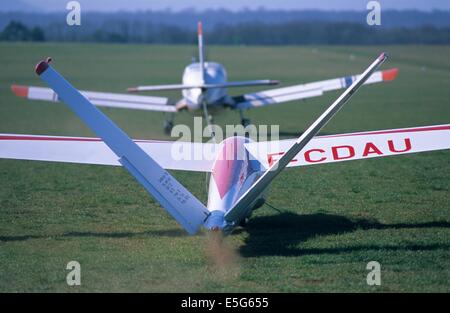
[0,134,217,172]
[245,125,450,168]
[225,53,388,223]
[34,59,209,234]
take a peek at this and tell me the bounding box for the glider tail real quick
[224,53,389,226]
[34,58,209,235]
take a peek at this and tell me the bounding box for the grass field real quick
[0,43,449,292]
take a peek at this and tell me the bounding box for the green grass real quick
[0,43,449,292]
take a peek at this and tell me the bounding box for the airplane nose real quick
[185,88,203,110]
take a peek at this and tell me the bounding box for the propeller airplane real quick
[10,22,398,134]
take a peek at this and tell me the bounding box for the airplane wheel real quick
[241,118,251,127]
[164,121,173,135]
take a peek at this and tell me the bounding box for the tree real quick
[0,21,30,41]
[30,27,45,42]
[0,21,45,42]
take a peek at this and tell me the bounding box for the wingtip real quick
[127,87,138,93]
[382,68,399,81]
[378,52,389,62]
[35,57,52,75]
[11,84,29,98]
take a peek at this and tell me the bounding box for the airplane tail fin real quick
[35,58,209,235]
[127,22,280,93]
[197,21,205,83]
[224,53,389,225]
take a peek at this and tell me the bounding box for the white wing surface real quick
[12,85,177,112]
[34,59,208,234]
[0,134,217,172]
[234,68,398,109]
[245,125,450,168]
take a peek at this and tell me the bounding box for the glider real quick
[11,22,398,134]
[1,53,448,234]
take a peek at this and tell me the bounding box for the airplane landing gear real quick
[207,114,214,125]
[163,113,174,135]
[163,121,173,135]
[239,109,251,127]
[202,98,217,141]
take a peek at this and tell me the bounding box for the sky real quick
[2,0,450,12]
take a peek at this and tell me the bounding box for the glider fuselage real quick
[205,136,266,233]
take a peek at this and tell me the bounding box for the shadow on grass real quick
[2,212,449,258]
[239,212,450,257]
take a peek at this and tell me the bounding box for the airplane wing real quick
[33,58,208,234]
[11,84,177,112]
[4,124,446,174]
[233,68,398,109]
[244,124,450,169]
[224,53,388,225]
[0,134,217,172]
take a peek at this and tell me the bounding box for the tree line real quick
[0,21,45,41]
[1,20,449,45]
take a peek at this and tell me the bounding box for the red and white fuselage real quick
[205,136,265,232]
